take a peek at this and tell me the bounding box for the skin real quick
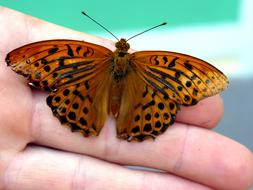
[0,6,253,190]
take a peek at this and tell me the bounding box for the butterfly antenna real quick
[81,11,119,41]
[127,22,167,41]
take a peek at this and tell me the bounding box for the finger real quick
[4,146,212,190]
[176,95,224,129]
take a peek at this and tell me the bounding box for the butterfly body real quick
[109,38,132,117]
[111,38,130,79]
[6,38,228,142]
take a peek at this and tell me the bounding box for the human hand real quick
[0,7,252,190]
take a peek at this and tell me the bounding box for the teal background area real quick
[0,0,240,34]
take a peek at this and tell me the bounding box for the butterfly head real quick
[115,39,130,52]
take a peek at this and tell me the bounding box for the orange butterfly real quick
[5,13,228,142]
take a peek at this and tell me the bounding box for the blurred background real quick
[1,0,252,153]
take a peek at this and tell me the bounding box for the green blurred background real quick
[1,1,252,158]
[0,0,239,33]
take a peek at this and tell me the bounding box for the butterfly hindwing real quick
[46,72,111,136]
[116,69,179,141]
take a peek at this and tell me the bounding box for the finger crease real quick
[29,93,42,141]
[71,157,87,190]
[139,172,150,190]
[172,124,190,172]
[102,119,121,161]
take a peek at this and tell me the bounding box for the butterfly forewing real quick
[6,40,112,89]
[131,51,229,106]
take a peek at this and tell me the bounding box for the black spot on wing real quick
[83,47,94,57]
[184,61,193,70]
[48,47,59,54]
[168,57,178,67]
[44,65,51,72]
[142,85,148,98]
[163,56,168,64]
[142,100,155,110]
[66,44,74,57]
[84,81,90,90]
[154,56,159,65]
[76,46,82,54]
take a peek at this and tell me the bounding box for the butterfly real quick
[5,14,228,142]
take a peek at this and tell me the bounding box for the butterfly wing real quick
[131,51,228,105]
[6,39,113,136]
[116,69,179,142]
[116,51,228,141]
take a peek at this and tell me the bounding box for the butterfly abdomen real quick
[108,79,124,117]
